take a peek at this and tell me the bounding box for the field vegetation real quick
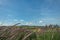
[0,24,60,40]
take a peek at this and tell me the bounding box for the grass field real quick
[0,26,60,40]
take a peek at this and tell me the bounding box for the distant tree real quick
[49,24,53,28]
[45,25,48,28]
[54,24,59,28]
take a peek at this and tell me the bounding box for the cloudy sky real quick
[0,0,60,26]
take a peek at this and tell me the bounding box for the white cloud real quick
[0,22,3,25]
[39,20,43,23]
[20,20,24,22]
[28,22,33,25]
[0,22,2,24]
[25,22,33,25]
[25,22,28,25]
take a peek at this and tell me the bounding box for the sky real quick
[0,0,60,26]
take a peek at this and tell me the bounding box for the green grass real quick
[0,26,60,40]
[28,31,60,40]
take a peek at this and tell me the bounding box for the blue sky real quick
[0,0,60,26]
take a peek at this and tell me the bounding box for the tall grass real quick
[0,26,60,40]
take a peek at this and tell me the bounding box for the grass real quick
[0,26,60,40]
